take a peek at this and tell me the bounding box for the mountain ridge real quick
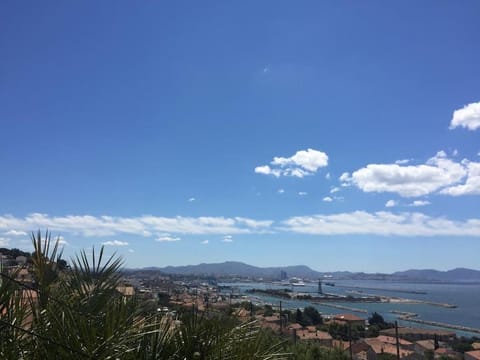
[135,261,480,282]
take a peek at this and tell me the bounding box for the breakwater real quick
[391,310,480,334]
[314,302,367,314]
[333,284,427,295]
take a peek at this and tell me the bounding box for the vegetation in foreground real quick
[0,231,349,359]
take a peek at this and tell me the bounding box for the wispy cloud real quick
[278,189,285,194]
[201,240,209,245]
[222,235,233,243]
[156,234,181,242]
[282,211,480,237]
[5,230,27,236]
[0,237,10,246]
[0,213,273,237]
[255,148,328,178]
[298,192,308,196]
[188,197,196,202]
[322,196,333,202]
[450,101,480,130]
[102,240,129,247]
[409,200,430,207]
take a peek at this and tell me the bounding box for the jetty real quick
[313,302,367,314]
[392,310,480,334]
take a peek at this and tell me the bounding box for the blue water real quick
[220,280,480,337]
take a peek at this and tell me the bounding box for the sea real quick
[219,279,480,338]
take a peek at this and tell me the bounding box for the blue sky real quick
[1,1,480,272]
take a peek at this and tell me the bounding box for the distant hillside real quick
[157,261,323,279]
[393,268,480,282]
[137,261,480,282]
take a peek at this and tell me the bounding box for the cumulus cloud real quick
[282,211,480,237]
[0,213,273,237]
[440,160,480,196]
[322,196,333,202]
[330,187,340,194]
[102,240,129,247]
[385,200,397,208]
[409,200,430,207]
[450,101,480,130]
[201,240,209,245]
[341,151,469,197]
[255,148,328,178]
[156,234,181,242]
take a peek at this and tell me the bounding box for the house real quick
[295,329,333,347]
[331,313,365,327]
[364,337,416,359]
[434,347,462,359]
[414,339,435,357]
[465,350,480,360]
[342,341,377,360]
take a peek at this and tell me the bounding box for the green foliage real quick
[367,312,393,330]
[264,304,274,317]
[287,342,349,360]
[0,231,290,359]
[327,323,364,341]
[451,337,473,353]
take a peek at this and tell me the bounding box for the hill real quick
[157,261,323,279]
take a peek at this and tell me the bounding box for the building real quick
[332,313,365,327]
[466,350,480,360]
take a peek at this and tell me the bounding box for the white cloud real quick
[395,159,410,165]
[385,200,397,208]
[254,165,281,177]
[330,187,340,194]
[5,230,27,236]
[102,240,129,247]
[440,160,480,196]
[188,197,196,202]
[156,234,181,242]
[298,192,308,196]
[409,200,430,207]
[282,211,480,237]
[55,235,68,245]
[278,189,285,194]
[255,148,328,178]
[450,101,480,130]
[341,151,467,197]
[201,240,209,245]
[325,173,331,180]
[322,196,333,202]
[222,235,233,243]
[0,237,10,246]
[128,249,135,253]
[0,213,273,237]
[452,149,459,157]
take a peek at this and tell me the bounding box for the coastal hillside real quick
[156,261,322,279]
